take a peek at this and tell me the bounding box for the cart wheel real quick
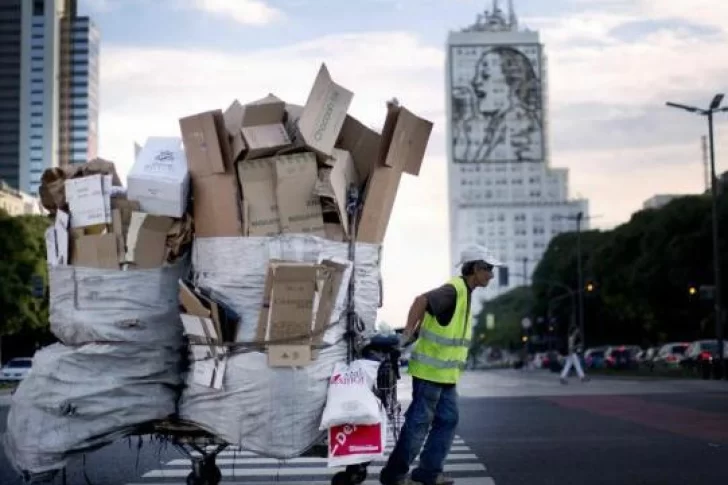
[331,471,351,485]
[186,461,222,485]
[346,464,368,484]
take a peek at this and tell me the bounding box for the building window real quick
[33,0,44,16]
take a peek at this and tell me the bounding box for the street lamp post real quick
[554,212,587,348]
[666,94,728,372]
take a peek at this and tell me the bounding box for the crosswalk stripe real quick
[192,445,471,458]
[127,480,495,485]
[168,453,480,466]
[143,463,487,478]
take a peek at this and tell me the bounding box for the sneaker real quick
[559,377,568,385]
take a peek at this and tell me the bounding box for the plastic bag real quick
[327,410,387,468]
[319,360,381,430]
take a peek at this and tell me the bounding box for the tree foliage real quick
[530,192,728,347]
[0,209,51,336]
[472,286,534,353]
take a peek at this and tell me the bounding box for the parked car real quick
[638,346,660,370]
[652,342,689,370]
[1,357,33,382]
[681,340,728,378]
[584,347,608,369]
[604,346,640,370]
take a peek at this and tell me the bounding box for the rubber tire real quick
[331,471,352,485]
[346,465,368,484]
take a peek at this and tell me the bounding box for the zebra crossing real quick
[125,435,494,485]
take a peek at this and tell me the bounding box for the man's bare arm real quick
[402,294,428,342]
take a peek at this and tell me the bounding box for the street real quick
[2,369,727,485]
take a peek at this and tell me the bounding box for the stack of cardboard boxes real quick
[41,141,193,271]
[176,64,432,372]
[180,63,432,244]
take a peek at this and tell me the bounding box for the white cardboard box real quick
[65,174,111,228]
[127,137,190,218]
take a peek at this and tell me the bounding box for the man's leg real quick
[380,378,441,485]
[560,355,574,380]
[573,355,587,380]
[411,384,458,485]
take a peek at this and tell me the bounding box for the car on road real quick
[1,357,33,382]
[681,340,728,378]
[584,347,608,369]
[605,345,640,370]
[652,342,689,370]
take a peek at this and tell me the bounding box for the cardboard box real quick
[313,148,359,238]
[224,95,290,162]
[65,174,111,228]
[237,152,325,238]
[274,152,326,236]
[297,64,353,159]
[73,233,119,270]
[358,106,433,244]
[127,137,190,218]
[124,212,174,269]
[180,110,232,177]
[268,345,312,368]
[192,173,243,237]
[237,158,281,237]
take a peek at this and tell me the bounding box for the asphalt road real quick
[1,370,727,485]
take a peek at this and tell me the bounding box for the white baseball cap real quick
[456,245,503,268]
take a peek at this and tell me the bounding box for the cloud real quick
[192,0,284,25]
[94,2,728,326]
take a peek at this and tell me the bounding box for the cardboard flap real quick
[75,234,119,270]
[126,212,174,269]
[179,280,212,317]
[180,110,231,176]
[298,63,354,157]
[336,115,381,182]
[382,106,433,176]
[241,95,285,127]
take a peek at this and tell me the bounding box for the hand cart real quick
[146,185,404,485]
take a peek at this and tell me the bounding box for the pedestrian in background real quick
[560,325,588,384]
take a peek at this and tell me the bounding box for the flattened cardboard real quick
[45,226,58,265]
[336,115,381,182]
[237,158,281,237]
[274,152,326,236]
[324,223,345,242]
[357,106,433,243]
[180,110,231,176]
[311,260,348,344]
[267,265,318,342]
[381,106,433,176]
[268,345,312,367]
[74,233,119,270]
[241,123,290,159]
[298,64,353,158]
[55,211,70,265]
[126,213,174,269]
[324,149,359,238]
[192,173,243,237]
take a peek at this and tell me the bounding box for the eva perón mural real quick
[451,44,544,164]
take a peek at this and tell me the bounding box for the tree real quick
[472,286,534,355]
[0,210,51,363]
[531,191,728,347]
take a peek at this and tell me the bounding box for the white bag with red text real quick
[319,359,381,430]
[328,410,387,468]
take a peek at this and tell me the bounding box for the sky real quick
[79,0,728,328]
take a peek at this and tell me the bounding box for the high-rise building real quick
[59,0,99,167]
[0,0,98,197]
[446,1,589,299]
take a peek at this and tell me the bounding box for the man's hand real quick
[398,332,413,348]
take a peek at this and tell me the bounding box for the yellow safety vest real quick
[408,277,471,384]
